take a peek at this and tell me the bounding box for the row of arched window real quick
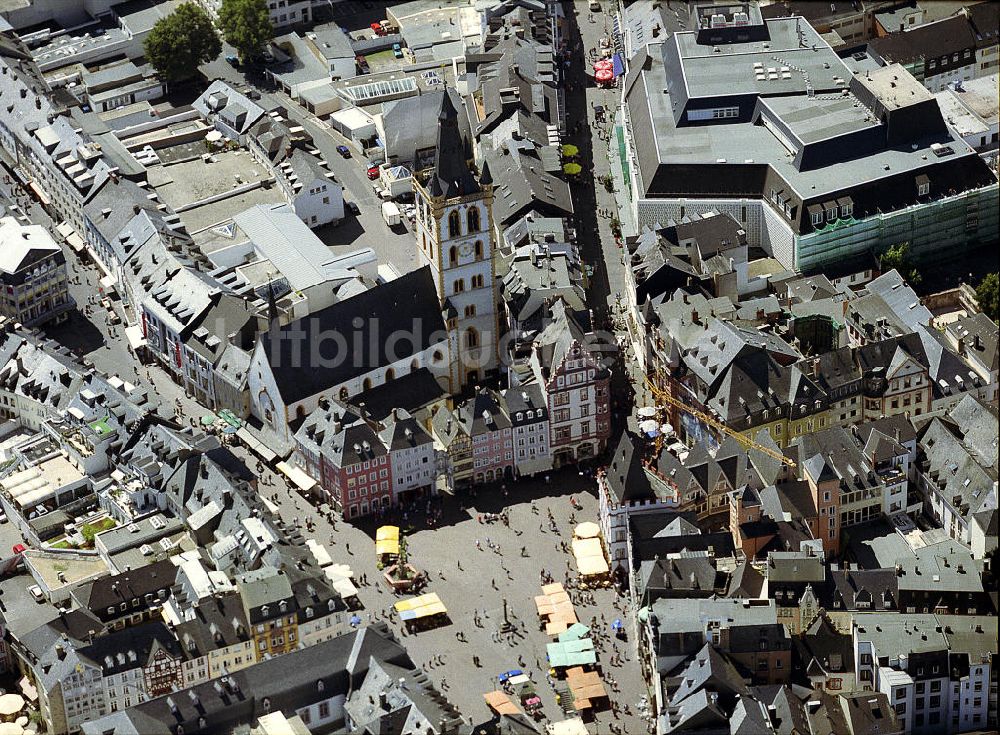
[448,207,480,238]
[453,274,485,293]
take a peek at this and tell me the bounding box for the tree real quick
[144,2,221,83]
[880,241,921,287]
[219,0,273,61]
[976,272,999,322]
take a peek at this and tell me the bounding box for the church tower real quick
[413,93,498,393]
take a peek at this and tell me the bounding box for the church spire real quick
[431,91,478,198]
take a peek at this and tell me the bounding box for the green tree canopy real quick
[144,2,221,83]
[219,0,274,61]
[880,241,921,287]
[976,272,999,322]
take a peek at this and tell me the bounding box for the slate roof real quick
[795,426,880,495]
[295,400,387,470]
[383,88,469,168]
[869,15,977,65]
[81,624,415,735]
[760,481,818,522]
[919,415,997,521]
[828,568,897,612]
[74,559,177,621]
[967,2,1000,49]
[501,382,548,426]
[78,621,181,675]
[487,147,574,227]
[379,408,434,451]
[501,246,585,328]
[174,591,250,657]
[352,368,447,421]
[640,555,722,600]
[766,551,826,584]
[946,312,999,374]
[427,92,479,198]
[807,690,898,735]
[237,566,295,622]
[258,267,446,405]
[456,388,511,437]
[668,643,750,708]
[604,432,652,503]
[727,560,765,599]
[193,81,266,137]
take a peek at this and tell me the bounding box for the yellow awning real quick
[376,526,400,556]
[394,592,447,619]
[375,538,399,556]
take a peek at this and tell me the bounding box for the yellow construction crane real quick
[643,374,797,469]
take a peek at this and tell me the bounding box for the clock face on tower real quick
[459,242,473,257]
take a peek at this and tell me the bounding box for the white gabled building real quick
[503,383,551,478]
[380,408,437,505]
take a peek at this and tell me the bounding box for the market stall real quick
[394,592,448,632]
[375,525,400,560]
[546,638,597,670]
[571,536,611,587]
[483,690,521,717]
[534,582,579,636]
[565,667,608,711]
[558,623,591,642]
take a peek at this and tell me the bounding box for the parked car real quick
[336,145,352,159]
[370,22,386,36]
[392,43,404,59]
[225,55,240,68]
[367,164,380,180]
[356,54,370,73]
[346,201,360,216]
[28,585,44,603]
[12,543,26,555]
[0,512,7,524]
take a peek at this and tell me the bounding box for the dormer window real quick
[916,174,930,196]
